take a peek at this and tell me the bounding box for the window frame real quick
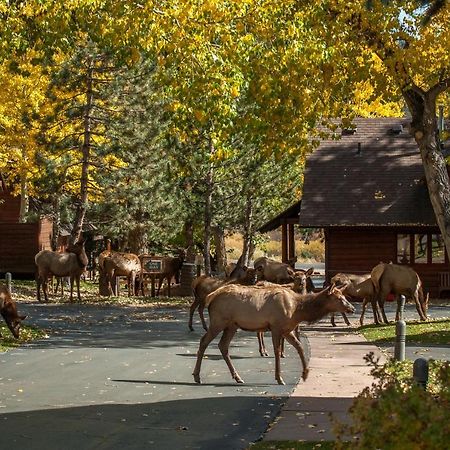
[397,233,448,265]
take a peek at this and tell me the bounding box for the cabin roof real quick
[259,200,301,233]
[298,117,439,228]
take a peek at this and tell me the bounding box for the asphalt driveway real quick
[0,302,305,450]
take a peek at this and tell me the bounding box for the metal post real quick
[5,272,12,293]
[413,358,429,390]
[397,294,406,321]
[394,319,406,361]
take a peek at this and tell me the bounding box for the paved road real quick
[1,300,448,449]
[0,302,306,450]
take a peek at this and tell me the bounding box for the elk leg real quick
[42,276,49,303]
[360,298,368,326]
[76,276,81,302]
[69,275,75,302]
[188,297,200,331]
[258,332,269,357]
[36,274,42,302]
[342,313,351,326]
[218,325,243,383]
[378,292,389,324]
[192,327,222,384]
[271,331,285,385]
[413,292,427,321]
[331,313,337,327]
[284,331,309,381]
[156,276,164,296]
[198,303,208,331]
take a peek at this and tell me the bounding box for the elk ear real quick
[305,267,314,276]
[19,315,27,321]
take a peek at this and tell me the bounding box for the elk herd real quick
[1,238,431,387]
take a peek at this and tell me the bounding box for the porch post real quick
[281,221,288,263]
[288,223,295,261]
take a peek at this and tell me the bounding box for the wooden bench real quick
[438,272,450,298]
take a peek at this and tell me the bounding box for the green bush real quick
[334,353,450,449]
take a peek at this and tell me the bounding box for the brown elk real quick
[156,251,185,295]
[253,257,297,283]
[330,273,376,326]
[192,284,354,385]
[188,266,262,331]
[370,262,428,323]
[99,250,141,297]
[35,239,88,302]
[256,268,314,357]
[1,285,26,339]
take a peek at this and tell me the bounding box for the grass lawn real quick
[358,318,450,345]
[0,323,47,352]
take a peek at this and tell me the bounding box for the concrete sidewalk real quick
[263,323,386,442]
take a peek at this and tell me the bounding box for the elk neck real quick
[294,292,332,324]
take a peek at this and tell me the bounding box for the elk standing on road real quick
[189,266,261,331]
[370,262,428,323]
[192,284,354,385]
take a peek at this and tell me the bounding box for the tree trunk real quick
[184,220,196,263]
[19,153,28,223]
[404,88,450,260]
[127,225,146,255]
[241,194,254,267]
[51,195,61,251]
[70,64,93,245]
[213,225,227,273]
[203,135,215,276]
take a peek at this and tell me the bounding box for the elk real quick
[253,257,297,283]
[256,268,314,357]
[188,266,262,331]
[330,273,376,326]
[370,262,428,323]
[35,239,88,302]
[0,285,26,339]
[192,284,354,385]
[99,250,141,297]
[156,251,185,295]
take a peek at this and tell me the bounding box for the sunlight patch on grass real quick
[359,318,450,345]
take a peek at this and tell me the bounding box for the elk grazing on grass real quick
[192,284,354,385]
[0,285,26,339]
[370,262,429,323]
[188,266,262,331]
[35,239,88,302]
[99,250,141,297]
[253,257,298,283]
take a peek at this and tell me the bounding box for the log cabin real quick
[0,180,53,276]
[260,117,450,298]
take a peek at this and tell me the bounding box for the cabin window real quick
[397,234,410,264]
[397,232,447,265]
[431,234,445,263]
[414,234,428,263]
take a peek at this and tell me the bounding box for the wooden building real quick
[261,118,449,297]
[0,185,53,276]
